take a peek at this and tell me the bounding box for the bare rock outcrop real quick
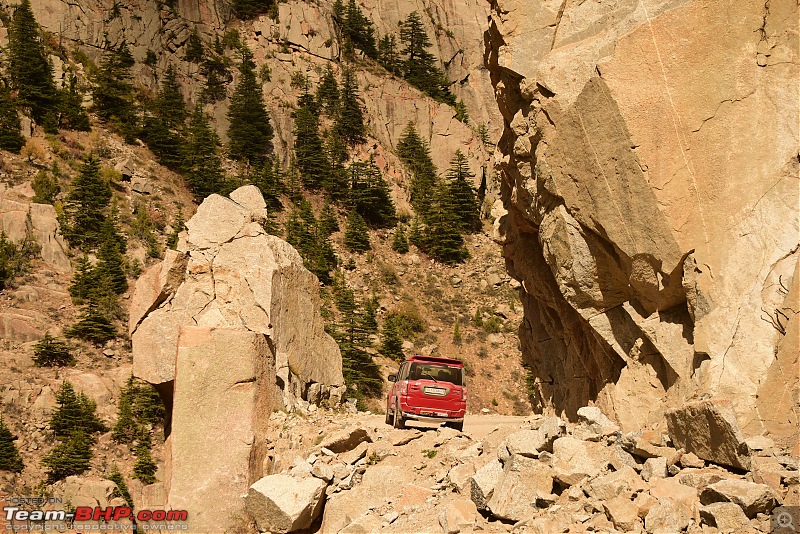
[130,187,344,532]
[487,0,799,442]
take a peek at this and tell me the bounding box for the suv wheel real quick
[392,401,406,429]
[384,407,392,426]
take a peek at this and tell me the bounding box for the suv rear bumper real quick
[403,413,464,424]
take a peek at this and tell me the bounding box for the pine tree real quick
[182,108,227,200]
[58,73,91,131]
[63,155,112,249]
[344,211,370,253]
[380,318,404,361]
[166,208,184,250]
[347,158,396,228]
[133,434,157,484]
[108,467,134,508]
[33,332,74,367]
[66,302,117,345]
[423,182,468,264]
[92,41,137,140]
[316,64,339,114]
[251,160,283,210]
[378,34,400,75]
[185,28,205,63]
[398,12,455,105]
[0,82,24,154]
[112,376,138,444]
[0,418,24,473]
[452,320,462,346]
[408,216,422,248]
[49,381,106,439]
[293,94,330,189]
[332,287,382,397]
[335,68,366,146]
[69,255,96,304]
[231,0,276,19]
[397,123,437,216]
[142,65,186,171]
[340,0,377,59]
[7,0,58,130]
[42,429,92,482]
[392,225,409,253]
[325,131,350,199]
[31,168,60,204]
[446,149,480,232]
[227,45,273,165]
[200,39,232,103]
[319,200,339,235]
[94,212,128,295]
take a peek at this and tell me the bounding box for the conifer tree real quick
[142,65,186,171]
[32,168,60,204]
[391,225,409,253]
[112,376,138,444]
[378,34,401,75]
[347,159,396,228]
[398,12,455,105]
[423,182,468,264]
[33,332,74,367]
[63,155,112,249]
[380,318,404,361]
[0,82,24,154]
[335,68,366,146]
[360,294,379,336]
[185,28,205,63]
[42,429,92,482]
[49,381,106,439]
[332,287,382,397]
[7,0,58,130]
[397,123,437,216]
[453,320,462,346]
[293,93,330,189]
[108,467,134,508]
[250,160,283,210]
[66,302,116,345]
[319,200,339,235]
[339,0,377,59]
[227,46,273,165]
[69,255,96,304]
[344,211,370,252]
[94,213,128,295]
[182,108,227,200]
[58,73,91,131]
[166,208,184,250]
[316,64,339,114]
[446,149,480,232]
[92,41,137,140]
[133,433,157,484]
[231,0,276,19]
[325,131,350,199]
[0,418,24,473]
[200,38,232,103]
[408,216,422,248]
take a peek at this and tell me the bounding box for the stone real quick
[389,429,422,446]
[59,477,116,508]
[0,198,71,272]
[505,417,565,456]
[245,475,327,533]
[665,400,751,470]
[165,327,282,532]
[585,466,646,501]
[603,496,640,532]
[229,184,267,211]
[128,249,188,335]
[577,406,620,436]
[396,484,435,510]
[438,498,478,534]
[647,477,701,532]
[700,502,750,532]
[642,457,668,482]
[468,459,503,511]
[487,454,554,521]
[319,428,371,454]
[744,435,775,452]
[551,436,609,486]
[339,441,369,465]
[700,479,779,518]
[311,462,335,483]
[679,452,705,469]
[448,463,477,493]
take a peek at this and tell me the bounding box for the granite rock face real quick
[487,0,799,442]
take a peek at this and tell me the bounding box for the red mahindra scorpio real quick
[385,355,467,431]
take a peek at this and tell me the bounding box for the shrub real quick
[384,302,425,339]
[33,333,74,367]
[0,418,24,473]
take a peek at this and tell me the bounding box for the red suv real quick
[385,356,467,431]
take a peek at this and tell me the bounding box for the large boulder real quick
[468,459,503,511]
[245,475,327,533]
[131,187,344,405]
[665,399,751,470]
[700,479,779,518]
[551,436,609,486]
[165,327,283,532]
[0,197,71,272]
[486,454,553,521]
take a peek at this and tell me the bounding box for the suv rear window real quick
[407,363,463,385]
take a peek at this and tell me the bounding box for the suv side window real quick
[399,363,409,381]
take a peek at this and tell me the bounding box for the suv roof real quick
[405,355,464,367]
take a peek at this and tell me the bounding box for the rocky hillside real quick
[487,0,799,443]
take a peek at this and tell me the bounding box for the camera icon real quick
[773,507,800,533]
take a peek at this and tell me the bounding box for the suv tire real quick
[385,408,392,426]
[393,401,406,429]
[447,421,464,432]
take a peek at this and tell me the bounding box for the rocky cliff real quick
[487,0,799,442]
